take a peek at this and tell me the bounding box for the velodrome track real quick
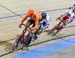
[0,0,75,58]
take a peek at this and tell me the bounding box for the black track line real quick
[0,4,23,18]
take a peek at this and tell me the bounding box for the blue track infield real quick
[13,37,75,58]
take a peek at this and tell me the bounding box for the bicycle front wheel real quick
[25,33,32,47]
[12,35,23,51]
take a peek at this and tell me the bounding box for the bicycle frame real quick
[12,24,32,51]
[20,24,33,46]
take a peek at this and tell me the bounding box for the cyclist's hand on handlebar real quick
[19,24,23,28]
[56,17,60,21]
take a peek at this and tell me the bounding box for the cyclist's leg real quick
[53,20,66,35]
[24,20,32,36]
[32,25,38,40]
[23,20,34,46]
[62,20,68,27]
[55,25,63,35]
[33,22,43,40]
[51,20,63,35]
[25,33,33,47]
[48,21,61,34]
[34,29,40,40]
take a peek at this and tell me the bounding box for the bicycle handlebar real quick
[22,24,31,30]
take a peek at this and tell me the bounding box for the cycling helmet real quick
[73,4,75,6]
[27,9,34,16]
[41,12,47,19]
[68,7,72,9]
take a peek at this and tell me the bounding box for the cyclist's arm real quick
[46,15,51,25]
[68,13,74,23]
[20,15,28,25]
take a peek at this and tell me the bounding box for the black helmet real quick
[73,4,75,6]
[68,7,72,9]
[41,12,47,19]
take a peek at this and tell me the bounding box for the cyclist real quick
[19,9,42,38]
[34,12,51,39]
[41,12,51,29]
[56,7,75,26]
[73,4,75,14]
